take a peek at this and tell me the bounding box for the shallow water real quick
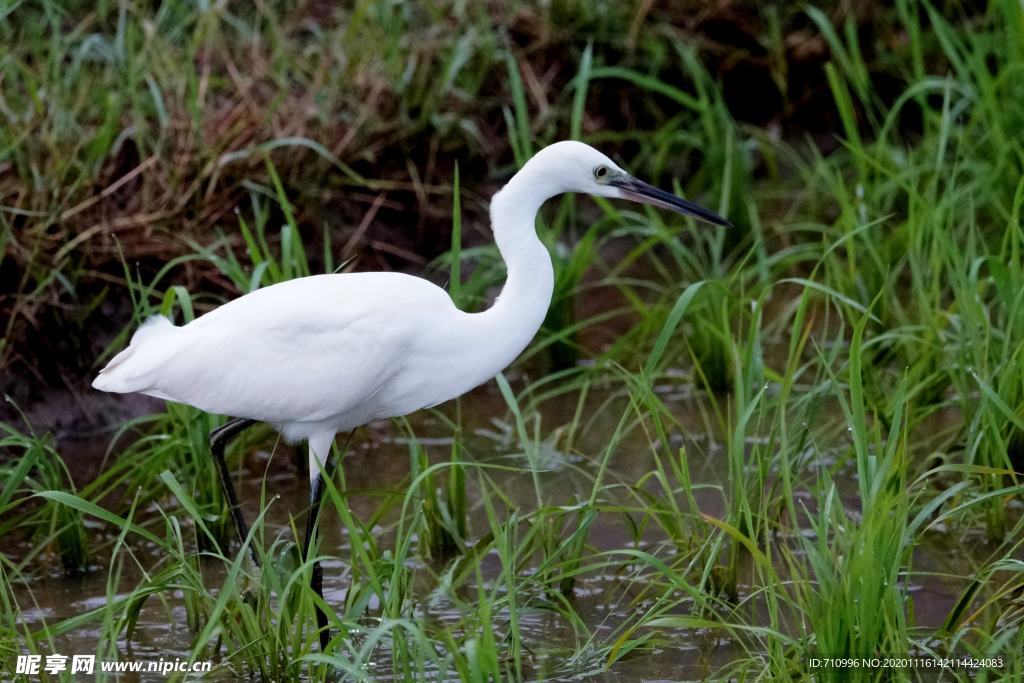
[5,382,975,681]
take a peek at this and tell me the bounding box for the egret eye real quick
[594,165,610,181]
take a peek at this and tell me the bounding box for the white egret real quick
[92,140,731,649]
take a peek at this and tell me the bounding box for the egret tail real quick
[92,315,181,397]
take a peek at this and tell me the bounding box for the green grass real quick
[3,1,1024,681]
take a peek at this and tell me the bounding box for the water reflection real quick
[6,381,969,681]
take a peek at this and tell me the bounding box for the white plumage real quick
[92,140,730,650]
[94,140,730,478]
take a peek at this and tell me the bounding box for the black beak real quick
[611,176,733,228]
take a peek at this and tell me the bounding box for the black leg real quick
[302,430,355,651]
[303,467,333,651]
[209,417,259,566]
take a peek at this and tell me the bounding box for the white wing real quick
[136,272,458,424]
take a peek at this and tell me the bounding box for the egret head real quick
[523,140,732,228]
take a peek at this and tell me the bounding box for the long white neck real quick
[469,164,557,373]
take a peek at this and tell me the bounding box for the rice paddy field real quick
[2,1,1024,681]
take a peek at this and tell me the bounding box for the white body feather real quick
[93,141,632,478]
[94,271,544,439]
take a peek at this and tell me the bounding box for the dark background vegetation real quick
[0,0,964,422]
